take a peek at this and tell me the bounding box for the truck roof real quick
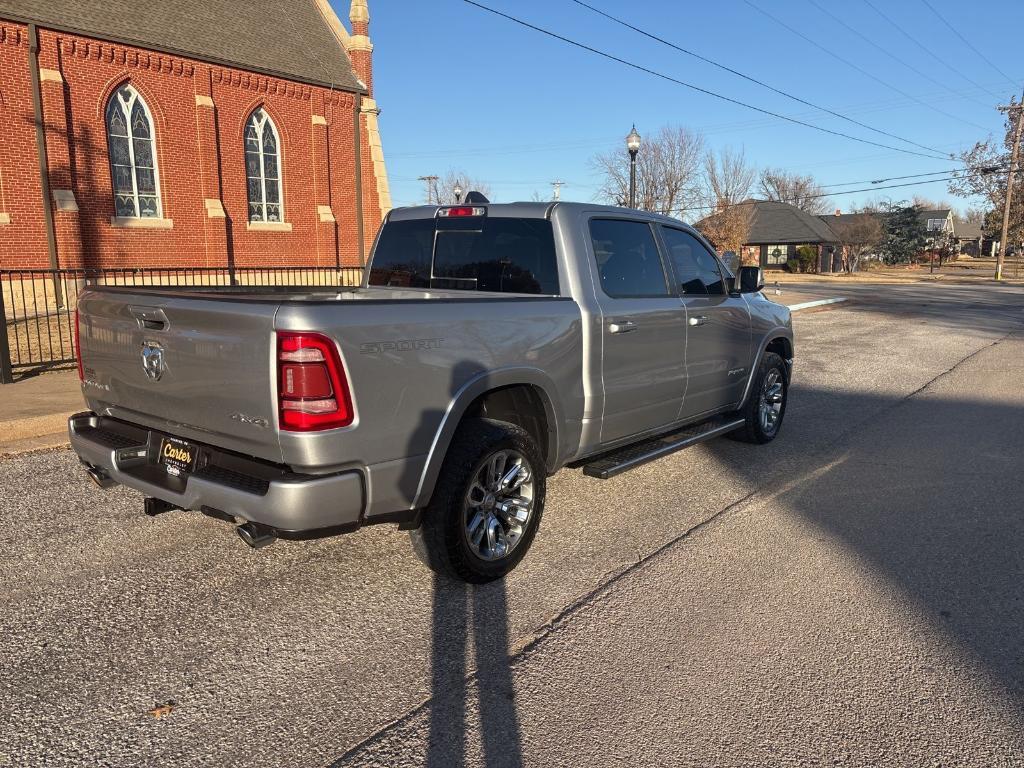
[387,201,697,230]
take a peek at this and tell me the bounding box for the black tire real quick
[729,351,789,444]
[410,418,546,583]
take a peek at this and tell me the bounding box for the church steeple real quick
[348,0,373,94]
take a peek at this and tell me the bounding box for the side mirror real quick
[721,250,740,275]
[739,266,765,293]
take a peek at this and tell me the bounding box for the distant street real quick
[2,282,1023,767]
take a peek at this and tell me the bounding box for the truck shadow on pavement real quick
[327,573,525,768]
[331,361,526,767]
[334,333,1024,764]
[704,369,1024,709]
[425,574,524,768]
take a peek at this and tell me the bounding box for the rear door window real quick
[589,219,670,298]
[369,216,559,295]
[367,219,433,288]
[659,227,726,296]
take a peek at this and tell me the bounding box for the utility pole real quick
[550,180,565,201]
[417,175,440,205]
[996,90,1024,282]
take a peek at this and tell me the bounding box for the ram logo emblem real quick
[141,341,165,381]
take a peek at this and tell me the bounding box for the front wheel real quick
[410,418,545,583]
[729,351,789,444]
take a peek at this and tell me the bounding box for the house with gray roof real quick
[696,200,841,270]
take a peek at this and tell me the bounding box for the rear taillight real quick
[74,309,84,381]
[276,332,353,431]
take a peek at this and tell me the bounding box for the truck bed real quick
[76,284,584,519]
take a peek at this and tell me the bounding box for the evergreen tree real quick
[880,202,927,265]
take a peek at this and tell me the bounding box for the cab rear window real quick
[369,216,560,295]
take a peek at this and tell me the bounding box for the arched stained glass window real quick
[105,85,161,219]
[244,108,283,223]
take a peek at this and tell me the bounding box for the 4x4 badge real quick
[141,341,164,381]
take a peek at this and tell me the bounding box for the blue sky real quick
[350,0,1021,218]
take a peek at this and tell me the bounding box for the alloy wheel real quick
[463,449,535,562]
[759,368,785,436]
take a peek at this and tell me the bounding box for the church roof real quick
[0,0,363,92]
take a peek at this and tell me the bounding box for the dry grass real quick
[6,313,76,368]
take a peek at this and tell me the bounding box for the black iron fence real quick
[0,266,365,383]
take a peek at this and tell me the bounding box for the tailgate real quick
[78,290,283,463]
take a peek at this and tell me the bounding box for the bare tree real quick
[703,146,756,208]
[911,194,954,210]
[694,203,754,258]
[758,168,831,214]
[591,125,705,216]
[957,206,987,226]
[949,108,1022,245]
[851,198,889,215]
[433,169,493,205]
[831,213,884,272]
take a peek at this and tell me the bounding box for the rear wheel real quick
[410,418,545,583]
[729,351,788,444]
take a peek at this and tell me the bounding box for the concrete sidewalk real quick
[0,370,82,456]
[0,289,847,457]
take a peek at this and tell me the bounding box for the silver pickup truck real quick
[70,201,792,582]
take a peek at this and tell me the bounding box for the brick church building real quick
[0,0,391,271]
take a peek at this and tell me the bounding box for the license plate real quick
[159,437,198,477]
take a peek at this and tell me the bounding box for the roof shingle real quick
[738,200,839,244]
[0,0,362,92]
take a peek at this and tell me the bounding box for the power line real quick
[806,0,992,114]
[569,0,947,157]
[670,167,1009,215]
[387,84,992,163]
[860,0,1004,102]
[919,0,1018,89]
[742,0,988,133]
[818,166,993,189]
[462,0,952,161]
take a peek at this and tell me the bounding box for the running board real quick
[582,417,745,480]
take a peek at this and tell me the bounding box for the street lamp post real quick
[626,125,641,209]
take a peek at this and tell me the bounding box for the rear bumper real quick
[68,412,365,535]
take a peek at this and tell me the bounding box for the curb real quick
[0,433,70,460]
[788,297,848,313]
[0,413,74,459]
[0,413,71,442]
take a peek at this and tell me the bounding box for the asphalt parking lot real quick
[2,282,1023,767]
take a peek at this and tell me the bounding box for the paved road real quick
[1,283,1022,767]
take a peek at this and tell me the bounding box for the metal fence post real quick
[0,280,14,384]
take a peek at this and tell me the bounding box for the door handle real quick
[129,305,169,331]
[608,320,637,334]
[688,315,709,327]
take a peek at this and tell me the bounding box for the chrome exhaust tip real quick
[236,521,276,549]
[85,465,117,490]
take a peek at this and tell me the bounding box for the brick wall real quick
[0,21,381,271]
[0,25,49,269]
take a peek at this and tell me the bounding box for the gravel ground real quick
[1,282,1022,767]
